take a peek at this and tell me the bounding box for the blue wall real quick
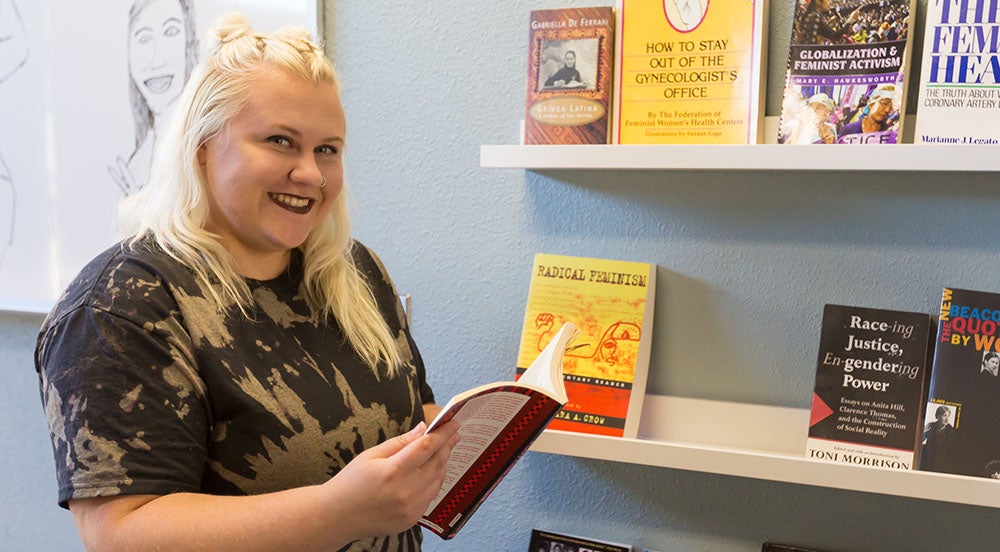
[6,0,1000,550]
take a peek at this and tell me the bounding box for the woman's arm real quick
[69,421,459,552]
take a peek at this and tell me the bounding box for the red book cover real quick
[419,323,577,539]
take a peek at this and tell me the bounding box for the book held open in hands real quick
[419,322,579,540]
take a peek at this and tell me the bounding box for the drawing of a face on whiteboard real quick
[664,0,707,32]
[109,0,197,196]
[0,0,28,265]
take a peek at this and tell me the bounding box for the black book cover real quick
[920,287,1000,479]
[529,529,631,552]
[807,304,933,470]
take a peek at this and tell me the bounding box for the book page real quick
[424,391,530,513]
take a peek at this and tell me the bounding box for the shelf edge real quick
[529,429,1000,509]
[480,144,1000,172]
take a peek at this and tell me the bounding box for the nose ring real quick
[319,177,327,188]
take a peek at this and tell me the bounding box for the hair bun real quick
[211,12,255,45]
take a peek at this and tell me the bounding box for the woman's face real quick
[128,0,188,116]
[987,355,999,371]
[868,97,894,122]
[810,103,832,122]
[198,67,345,279]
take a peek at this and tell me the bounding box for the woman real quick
[37,13,458,552]
[785,92,838,144]
[981,352,999,376]
[109,0,198,195]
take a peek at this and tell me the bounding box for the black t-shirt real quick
[36,237,434,551]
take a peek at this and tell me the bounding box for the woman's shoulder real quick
[349,239,387,281]
[46,237,196,326]
[348,240,402,302]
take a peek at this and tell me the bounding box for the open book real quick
[418,322,578,539]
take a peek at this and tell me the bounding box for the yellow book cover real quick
[612,0,769,144]
[516,253,656,438]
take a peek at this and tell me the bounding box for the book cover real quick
[807,304,933,471]
[419,323,577,539]
[919,287,1000,479]
[776,0,917,144]
[762,544,837,552]
[913,0,1000,144]
[516,253,655,438]
[530,528,633,552]
[611,0,769,144]
[525,7,616,145]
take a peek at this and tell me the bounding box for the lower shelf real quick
[529,395,1000,509]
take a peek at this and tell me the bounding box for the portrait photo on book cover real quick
[531,540,597,552]
[980,351,999,376]
[919,402,958,471]
[538,39,599,91]
[663,0,708,32]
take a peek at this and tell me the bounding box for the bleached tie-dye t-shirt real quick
[36,237,434,551]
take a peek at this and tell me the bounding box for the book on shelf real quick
[529,528,633,552]
[419,322,578,540]
[776,0,917,145]
[762,544,836,552]
[516,253,655,439]
[806,304,933,471]
[913,0,1000,144]
[524,7,616,145]
[611,0,769,144]
[918,287,1000,479]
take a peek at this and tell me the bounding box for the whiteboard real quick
[0,0,320,313]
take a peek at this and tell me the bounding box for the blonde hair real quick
[119,13,403,374]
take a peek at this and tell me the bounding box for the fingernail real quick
[410,421,426,435]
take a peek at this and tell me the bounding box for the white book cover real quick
[914,0,1000,144]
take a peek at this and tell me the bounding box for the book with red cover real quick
[524,7,615,144]
[419,322,578,539]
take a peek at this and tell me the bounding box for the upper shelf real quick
[483,115,998,172]
[480,143,1000,172]
[529,395,1000,509]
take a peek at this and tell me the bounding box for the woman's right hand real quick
[320,420,460,540]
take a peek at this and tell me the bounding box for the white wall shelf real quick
[530,395,1000,509]
[480,143,1000,172]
